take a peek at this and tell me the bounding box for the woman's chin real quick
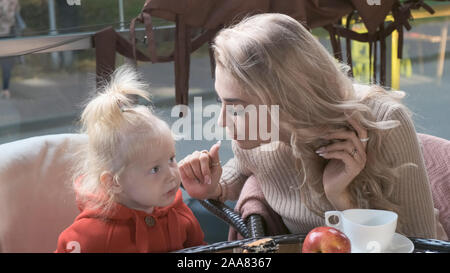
[234,139,262,149]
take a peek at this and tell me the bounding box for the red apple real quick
[302,226,351,253]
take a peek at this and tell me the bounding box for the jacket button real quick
[145,216,155,227]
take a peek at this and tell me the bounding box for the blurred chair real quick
[404,21,448,83]
[418,133,450,240]
[0,134,85,252]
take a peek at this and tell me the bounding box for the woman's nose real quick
[218,105,234,128]
[217,105,226,128]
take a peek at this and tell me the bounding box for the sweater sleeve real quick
[380,106,437,238]
[218,142,253,202]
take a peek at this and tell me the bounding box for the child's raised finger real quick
[208,140,221,167]
[199,152,211,184]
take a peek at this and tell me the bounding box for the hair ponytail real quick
[81,65,152,134]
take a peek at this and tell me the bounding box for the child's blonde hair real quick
[213,13,411,217]
[72,65,171,216]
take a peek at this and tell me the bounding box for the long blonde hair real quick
[213,13,412,217]
[72,65,170,216]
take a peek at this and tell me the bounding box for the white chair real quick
[0,134,87,252]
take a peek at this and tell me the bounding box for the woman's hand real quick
[178,141,223,200]
[316,118,369,210]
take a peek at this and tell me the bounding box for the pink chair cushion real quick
[0,134,86,252]
[417,133,450,240]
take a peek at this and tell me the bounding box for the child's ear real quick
[100,171,122,194]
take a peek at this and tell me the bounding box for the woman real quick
[179,13,437,239]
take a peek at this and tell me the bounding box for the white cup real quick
[325,209,398,253]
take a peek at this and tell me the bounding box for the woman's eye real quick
[226,106,244,116]
[216,96,222,104]
[151,166,159,174]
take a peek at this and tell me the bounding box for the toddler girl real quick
[56,65,205,253]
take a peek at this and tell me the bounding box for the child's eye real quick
[151,166,159,174]
[169,156,176,163]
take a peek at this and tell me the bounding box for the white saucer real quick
[351,233,414,253]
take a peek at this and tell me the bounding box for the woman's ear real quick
[100,171,122,194]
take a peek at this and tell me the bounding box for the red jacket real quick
[55,190,205,253]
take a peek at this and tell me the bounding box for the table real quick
[175,233,450,253]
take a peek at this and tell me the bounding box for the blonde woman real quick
[180,13,439,239]
[56,66,205,253]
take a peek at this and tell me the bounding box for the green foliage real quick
[18,0,170,35]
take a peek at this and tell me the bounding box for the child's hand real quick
[178,141,223,200]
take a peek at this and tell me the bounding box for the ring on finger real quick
[210,161,221,167]
[360,137,370,142]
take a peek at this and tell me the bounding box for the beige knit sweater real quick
[218,86,437,239]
